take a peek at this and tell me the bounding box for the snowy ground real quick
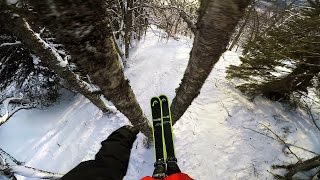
[0,30,319,180]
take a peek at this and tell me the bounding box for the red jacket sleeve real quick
[141,176,155,180]
[164,173,193,180]
[141,173,193,180]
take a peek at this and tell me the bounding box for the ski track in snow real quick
[0,30,319,180]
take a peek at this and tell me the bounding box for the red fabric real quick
[141,177,157,180]
[165,173,193,180]
[141,173,193,180]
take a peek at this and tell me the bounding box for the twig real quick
[0,148,23,165]
[267,169,284,179]
[303,100,320,132]
[258,122,302,163]
[221,103,232,117]
[142,4,196,33]
[242,126,319,155]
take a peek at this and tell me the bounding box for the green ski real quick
[159,95,176,161]
[150,97,166,178]
[159,95,180,175]
[151,95,181,178]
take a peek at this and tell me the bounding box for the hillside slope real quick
[0,30,319,180]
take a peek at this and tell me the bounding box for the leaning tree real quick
[0,0,152,139]
[170,0,251,124]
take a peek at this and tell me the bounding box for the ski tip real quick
[151,97,161,107]
[159,95,168,103]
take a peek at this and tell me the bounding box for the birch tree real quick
[170,0,251,124]
[0,12,109,113]
[22,0,152,139]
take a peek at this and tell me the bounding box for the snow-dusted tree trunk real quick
[170,0,251,124]
[0,10,109,113]
[26,0,152,139]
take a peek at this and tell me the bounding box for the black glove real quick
[61,125,139,180]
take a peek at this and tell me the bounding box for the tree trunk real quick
[125,0,133,58]
[0,10,109,113]
[24,0,152,139]
[137,0,144,41]
[170,0,251,124]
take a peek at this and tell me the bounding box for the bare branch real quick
[273,155,320,179]
[142,4,196,33]
[242,126,320,155]
[303,100,320,132]
[0,148,23,165]
[258,122,302,163]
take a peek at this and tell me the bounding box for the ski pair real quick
[150,95,179,179]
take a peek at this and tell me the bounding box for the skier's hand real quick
[122,125,139,136]
[102,125,139,147]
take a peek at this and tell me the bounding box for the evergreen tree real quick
[227,2,320,101]
[0,28,60,107]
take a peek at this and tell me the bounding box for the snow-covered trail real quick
[126,31,320,179]
[0,30,319,180]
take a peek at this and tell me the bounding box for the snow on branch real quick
[23,20,68,68]
[9,166,63,179]
[6,0,18,5]
[1,148,63,179]
[0,94,36,126]
[0,41,21,47]
[0,95,23,126]
[22,18,102,95]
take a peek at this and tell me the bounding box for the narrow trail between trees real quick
[0,30,318,180]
